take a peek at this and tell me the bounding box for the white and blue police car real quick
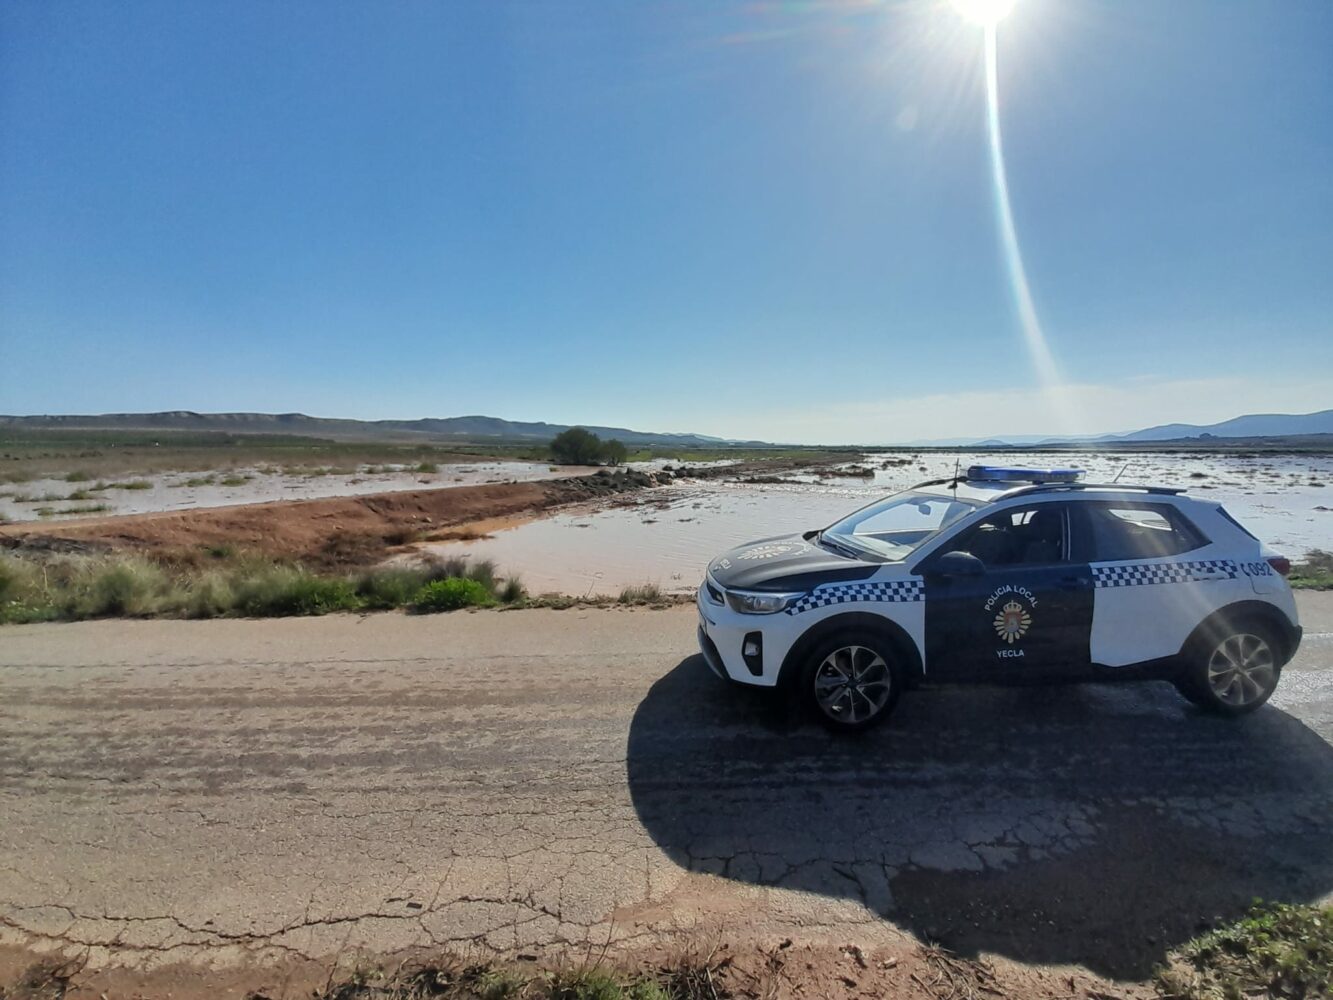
[697,466,1303,730]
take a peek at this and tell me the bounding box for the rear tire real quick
[1174,617,1282,716]
[799,630,904,732]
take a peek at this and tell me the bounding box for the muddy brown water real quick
[424,451,1333,595]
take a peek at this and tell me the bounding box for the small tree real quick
[601,439,628,466]
[550,427,604,465]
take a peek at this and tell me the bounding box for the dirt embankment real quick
[0,463,764,571]
[0,469,673,570]
[0,940,1156,1000]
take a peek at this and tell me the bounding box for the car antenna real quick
[952,456,960,492]
[1113,462,1129,483]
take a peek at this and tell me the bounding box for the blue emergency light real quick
[966,466,1084,484]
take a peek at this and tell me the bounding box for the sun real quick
[948,0,1016,26]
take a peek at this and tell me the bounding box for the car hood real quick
[706,533,879,592]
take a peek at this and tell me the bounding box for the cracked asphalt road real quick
[2,596,1331,981]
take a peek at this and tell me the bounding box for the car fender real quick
[1180,599,1303,666]
[778,611,924,691]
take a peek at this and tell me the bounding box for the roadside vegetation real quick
[0,552,520,623]
[1155,900,1332,999]
[315,958,713,1000]
[618,583,664,604]
[0,549,683,624]
[1289,549,1332,590]
[5,903,1329,1000]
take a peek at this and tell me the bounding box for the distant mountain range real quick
[0,411,760,448]
[908,409,1333,447]
[2,408,1329,450]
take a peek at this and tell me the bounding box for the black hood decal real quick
[707,533,878,591]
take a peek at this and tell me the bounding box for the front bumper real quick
[696,581,791,687]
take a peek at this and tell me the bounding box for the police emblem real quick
[737,542,808,561]
[993,599,1031,644]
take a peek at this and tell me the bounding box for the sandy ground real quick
[1,595,1330,997]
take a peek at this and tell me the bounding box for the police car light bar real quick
[966,465,1084,484]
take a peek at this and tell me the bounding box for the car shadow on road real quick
[626,656,1333,980]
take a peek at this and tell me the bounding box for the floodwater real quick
[424,451,1333,596]
[0,461,598,523]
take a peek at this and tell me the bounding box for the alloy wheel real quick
[1206,633,1277,707]
[813,645,892,724]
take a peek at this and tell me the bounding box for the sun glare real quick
[949,0,1016,27]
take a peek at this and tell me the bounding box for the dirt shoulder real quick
[0,938,1154,1000]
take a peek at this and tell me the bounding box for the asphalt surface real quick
[2,596,1331,981]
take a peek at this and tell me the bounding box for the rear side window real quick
[1082,502,1208,562]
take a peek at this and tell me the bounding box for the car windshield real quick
[822,490,981,562]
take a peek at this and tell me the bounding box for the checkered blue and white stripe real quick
[1091,559,1238,589]
[785,579,924,615]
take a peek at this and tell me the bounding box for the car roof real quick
[916,480,1193,506]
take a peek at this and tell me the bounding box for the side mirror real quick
[931,550,984,578]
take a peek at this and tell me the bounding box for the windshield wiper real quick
[817,532,862,560]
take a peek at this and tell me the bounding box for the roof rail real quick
[1000,482,1187,499]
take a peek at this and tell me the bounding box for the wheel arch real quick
[777,612,924,691]
[1181,600,1301,666]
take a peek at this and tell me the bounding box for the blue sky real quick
[1,0,1330,444]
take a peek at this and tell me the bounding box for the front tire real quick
[800,631,903,732]
[1174,618,1282,716]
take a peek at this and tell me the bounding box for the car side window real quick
[947,503,1069,568]
[1082,502,1207,562]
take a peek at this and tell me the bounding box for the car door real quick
[916,501,1095,681]
[1077,500,1230,667]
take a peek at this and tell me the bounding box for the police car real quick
[697,466,1302,730]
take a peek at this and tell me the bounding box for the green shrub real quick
[428,555,470,580]
[109,480,153,490]
[499,576,526,603]
[413,577,494,613]
[232,567,359,617]
[64,470,92,482]
[355,568,430,609]
[413,461,439,474]
[76,559,175,617]
[186,573,236,618]
[1156,900,1333,999]
[0,555,43,606]
[465,558,497,592]
[424,556,500,590]
[219,474,251,487]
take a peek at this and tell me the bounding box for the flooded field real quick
[0,460,598,523]
[426,451,1333,595]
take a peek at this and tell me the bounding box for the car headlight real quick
[724,589,804,614]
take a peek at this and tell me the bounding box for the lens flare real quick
[951,0,1016,27]
[982,23,1076,432]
